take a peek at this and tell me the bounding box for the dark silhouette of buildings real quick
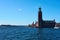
[28,8,56,28]
[38,8,56,28]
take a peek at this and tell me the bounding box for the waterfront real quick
[0,26,60,40]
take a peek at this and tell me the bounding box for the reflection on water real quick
[37,28,43,40]
[0,26,60,40]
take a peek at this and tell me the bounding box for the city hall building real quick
[38,8,56,28]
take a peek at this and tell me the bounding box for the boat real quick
[54,27,60,29]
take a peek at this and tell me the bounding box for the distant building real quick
[38,8,56,28]
[31,22,35,27]
[55,23,60,27]
[35,21,38,27]
[28,8,56,28]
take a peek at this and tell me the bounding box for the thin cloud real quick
[18,9,22,11]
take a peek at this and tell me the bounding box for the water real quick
[0,26,60,40]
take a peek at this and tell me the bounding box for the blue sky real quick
[0,0,60,25]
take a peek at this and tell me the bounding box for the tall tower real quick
[38,8,42,27]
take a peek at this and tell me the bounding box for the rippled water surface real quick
[0,26,60,40]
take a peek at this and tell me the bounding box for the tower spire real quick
[39,7,41,12]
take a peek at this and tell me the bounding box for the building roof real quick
[43,20,55,23]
